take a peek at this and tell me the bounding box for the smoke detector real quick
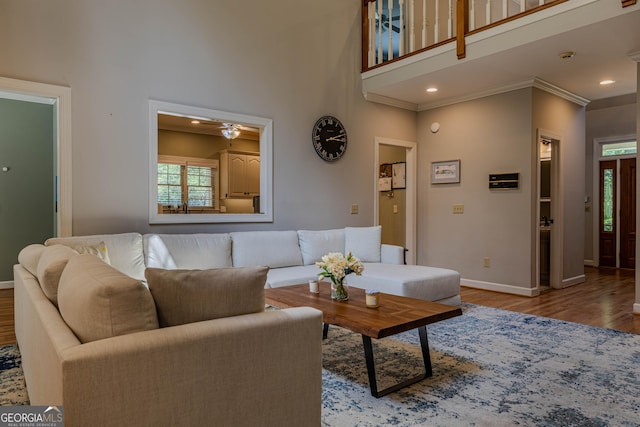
[559,51,576,59]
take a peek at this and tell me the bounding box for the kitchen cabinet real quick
[219,151,260,198]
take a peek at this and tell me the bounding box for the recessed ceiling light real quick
[426,87,438,93]
[559,51,575,59]
[599,79,615,85]
[191,120,200,124]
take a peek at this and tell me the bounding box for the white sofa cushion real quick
[46,233,146,281]
[346,263,460,302]
[297,229,345,265]
[143,233,232,269]
[57,254,159,343]
[381,244,405,265]
[145,266,268,327]
[344,226,382,262]
[36,244,78,306]
[231,231,303,268]
[266,265,322,288]
[72,241,111,265]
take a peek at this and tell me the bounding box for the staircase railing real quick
[362,0,573,72]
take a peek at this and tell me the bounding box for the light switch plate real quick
[453,204,464,214]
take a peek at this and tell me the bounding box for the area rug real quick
[0,343,28,405]
[1,305,638,426]
[321,304,640,426]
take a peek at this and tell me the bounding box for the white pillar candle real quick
[309,280,319,294]
[365,290,380,308]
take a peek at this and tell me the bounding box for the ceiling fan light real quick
[222,127,241,139]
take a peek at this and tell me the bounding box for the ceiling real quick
[158,114,260,141]
[362,4,640,110]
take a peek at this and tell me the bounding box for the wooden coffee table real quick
[265,283,462,397]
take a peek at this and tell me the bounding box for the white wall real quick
[0,0,417,235]
[418,89,534,290]
[532,88,586,286]
[417,87,586,292]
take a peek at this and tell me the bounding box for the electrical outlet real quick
[393,204,398,214]
[483,257,490,268]
[453,204,464,214]
[351,204,359,214]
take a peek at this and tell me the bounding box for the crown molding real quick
[628,50,640,62]
[364,92,418,111]
[417,80,535,111]
[365,77,590,112]
[415,78,590,111]
[532,78,591,107]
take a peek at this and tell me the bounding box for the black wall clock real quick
[312,115,348,162]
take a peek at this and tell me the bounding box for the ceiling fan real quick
[375,12,401,33]
[218,123,241,140]
[188,118,258,139]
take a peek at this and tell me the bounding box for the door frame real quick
[592,134,636,267]
[536,129,563,289]
[0,77,72,237]
[373,137,417,264]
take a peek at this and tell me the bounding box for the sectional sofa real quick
[13,225,460,426]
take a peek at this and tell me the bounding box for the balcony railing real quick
[362,0,574,72]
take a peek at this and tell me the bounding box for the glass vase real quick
[331,278,349,301]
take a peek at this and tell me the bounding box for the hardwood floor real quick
[461,266,639,334]
[0,266,637,347]
[0,288,16,346]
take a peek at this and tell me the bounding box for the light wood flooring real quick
[0,266,636,347]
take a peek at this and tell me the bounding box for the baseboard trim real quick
[461,279,539,297]
[584,260,596,267]
[634,303,640,315]
[0,281,14,289]
[560,274,586,289]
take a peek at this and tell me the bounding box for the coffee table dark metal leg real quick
[323,323,329,339]
[362,325,432,398]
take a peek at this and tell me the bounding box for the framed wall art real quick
[431,159,460,184]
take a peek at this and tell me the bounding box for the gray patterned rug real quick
[321,304,640,426]
[1,305,638,426]
[0,343,28,405]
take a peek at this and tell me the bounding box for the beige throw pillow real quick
[36,244,79,306]
[145,266,268,327]
[18,244,46,276]
[58,254,159,343]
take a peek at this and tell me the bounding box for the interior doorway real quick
[0,76,72,287]
[0,98,54,282]
[537,130,562,289]
[374,137,417,265]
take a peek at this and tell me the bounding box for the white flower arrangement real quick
[315,252,364,285]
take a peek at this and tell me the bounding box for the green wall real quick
[0,98,54,281]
